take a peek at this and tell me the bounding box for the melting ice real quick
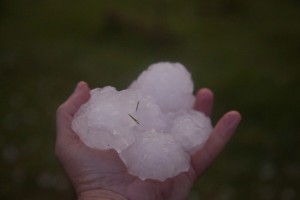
[72,62,213,181]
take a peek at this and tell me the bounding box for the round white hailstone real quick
[72,86,138,152]
[119,130,190,181]
[129,62,195,112]
[169,110,213,154]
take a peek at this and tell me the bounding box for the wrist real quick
[77,189,127,200]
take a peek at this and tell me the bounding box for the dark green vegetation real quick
[0,0,299,199]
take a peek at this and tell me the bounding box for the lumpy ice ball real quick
[129,62,195,111]
[169,110,212,154]
[72,86,137,152]
[72,62,213,181]
[120,130,190,181]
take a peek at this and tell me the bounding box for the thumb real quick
[56,81,90,135]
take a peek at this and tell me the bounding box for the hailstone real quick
[72,62,213,181]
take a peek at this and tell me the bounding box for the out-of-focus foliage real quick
[0,0,299,199]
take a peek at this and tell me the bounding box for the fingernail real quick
[74,82,83,93]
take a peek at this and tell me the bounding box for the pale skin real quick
[56,81,241,200]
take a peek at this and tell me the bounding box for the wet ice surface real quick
[72,62,213,181]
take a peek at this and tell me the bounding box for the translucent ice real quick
[129,62,195,112]
[72,62,213,181]
[120,130,190,181]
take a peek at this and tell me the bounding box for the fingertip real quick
[78,81,89,88]
[58,82,90,117]
[227,110,241,118]
[73,81,90,104]
[233,111,241,121]
[74,81,89,93]
[196,88,214,99]
[194,88,214,116]
[224,110,242,126]
[214,110,241,140]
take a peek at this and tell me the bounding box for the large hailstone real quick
[72,62,213,181]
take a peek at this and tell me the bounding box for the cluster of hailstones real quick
[72,62,213,181]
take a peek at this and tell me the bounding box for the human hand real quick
[55,81,241,200]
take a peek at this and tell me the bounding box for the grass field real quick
[0,0,299,199]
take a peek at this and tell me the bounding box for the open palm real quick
[56,82,241,200]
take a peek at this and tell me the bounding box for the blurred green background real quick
[0,0,299,199]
